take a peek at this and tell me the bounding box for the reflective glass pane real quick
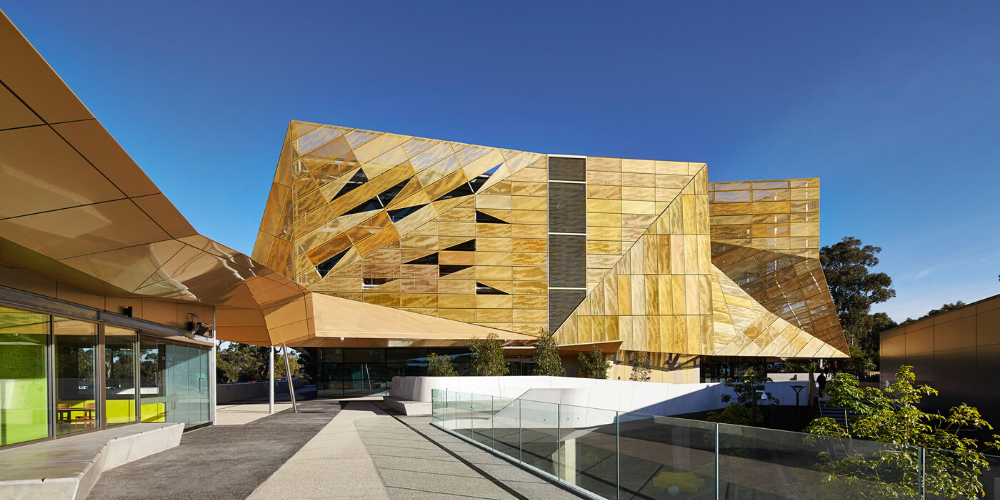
[105,326,136,426]
[139,338,166,422]
[492,397,519,459]
[560,404,618,500]
[471,394,493,448]
[519,399,559,477]
[54,317,97,435]
[717,423,919,499]
[618,412,716,500]
[0,306,49,446]
[925,447,993,500]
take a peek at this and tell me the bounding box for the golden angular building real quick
[252,121,847,385]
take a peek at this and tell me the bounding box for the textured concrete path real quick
[86,399,341,500]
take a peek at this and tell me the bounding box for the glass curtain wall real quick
[105,326,137,426]
[0,306,49,446]
[54,317,98,435]
[312,347,472,398]
[139,338,209,426]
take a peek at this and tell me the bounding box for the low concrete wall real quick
[391,376,813,417]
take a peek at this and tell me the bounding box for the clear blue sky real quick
[5,2,999,322]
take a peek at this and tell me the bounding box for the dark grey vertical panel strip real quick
[548,234,586,288]
[549,289,586,333]
[548,157,586,182]
[548,183,586,234]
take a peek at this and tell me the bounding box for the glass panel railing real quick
[718,423,920,499]
[617,412,716,500]
[519,399,559,477]
[428,389,1000,500]
[558,403,619,500]
[493,398,520,460]
[471,394,492,448]
[924,447,994,500]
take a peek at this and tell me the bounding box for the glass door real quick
[0,306,49,447]
[105,327,137,426]
[53,317,98,436]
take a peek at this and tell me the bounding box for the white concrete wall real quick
[391,376,814,418]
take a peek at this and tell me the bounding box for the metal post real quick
[518,399,522,464]
[282,345,297,413]
[616,411,621,500]
[557,403,562,482]
[715,422,721,500]
[268,346,274,414]
[491,396,495,450]
[920,447,926,499]
[209,311,217,425]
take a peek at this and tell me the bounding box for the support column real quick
[282,345,297,413]
[209,338,217,425]
[269,346,274,414]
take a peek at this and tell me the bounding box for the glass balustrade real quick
[430,390,998,500]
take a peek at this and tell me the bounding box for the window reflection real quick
[0,306,49,446]
[105,327,136,426]
[54,317,97,435]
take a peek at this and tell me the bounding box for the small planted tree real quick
[804,365,999,499]
[532,329,565,376]
[629,351,651,382]
[426,353,458,376]
[578,346,609,379]
[706,368,778,426]
[469,332,508,376]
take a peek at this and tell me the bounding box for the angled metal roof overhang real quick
[0,12,532,347]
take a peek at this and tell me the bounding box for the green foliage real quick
[532,329,565,377]
[805,366,1000,499]
[216,343,302,384]
[426,353,458,376]
[628,351,651,382]
[469,333,508,376]
[820,237,896,350]
[706,368,778,426]
[577,346,609,379]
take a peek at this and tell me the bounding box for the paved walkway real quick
[87,399,341,500]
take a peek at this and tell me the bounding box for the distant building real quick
[881,294,1000,429]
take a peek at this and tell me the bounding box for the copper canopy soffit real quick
[309,292,535,341]
[0,14,309,332]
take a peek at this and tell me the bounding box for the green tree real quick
[706,368,778,426]
[820,237,895,372]
[805,366,999,499]
[577,346,609,379]
[469,333,508,376]
[629,351,651,382]
[426,353,458,376]
[532,329,565,376]
[216,343,301,383]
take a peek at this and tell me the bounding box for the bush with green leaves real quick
[426,353,458,376]
[577,346,609,379]
[469,332,508,376]
[532,329,565,376]
[628,351,651,381]
[804,365,999,499]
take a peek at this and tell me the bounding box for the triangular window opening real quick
[316,249,349,278]
[388,204,426,223]
[377,177,412,207]
[443,240,476,252]
[475,210,508,224]
[334,169,369,199]
[476,282,508,295]
[343,196,383,216]
[468,164,501,193]
[438,182,474,200]
[439,265,471,277]
[362,277,395,290]
[405,253,438,265]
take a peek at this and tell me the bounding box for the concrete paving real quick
[86,399,341,500]
[216,403,293,426]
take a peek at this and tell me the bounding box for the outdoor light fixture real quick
[186,313,214,338]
